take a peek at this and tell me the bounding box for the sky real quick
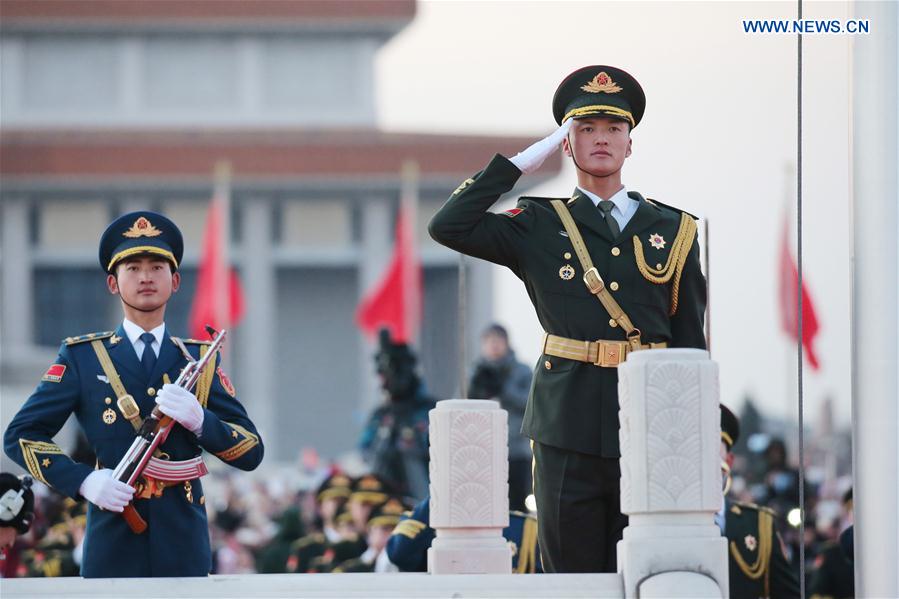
[375,0,862,426]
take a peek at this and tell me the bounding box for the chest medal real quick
[559,264,576,280]
[102,408,117,425]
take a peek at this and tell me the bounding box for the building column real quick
[851,3,898,597]
[240,200,278,459]
[1,198,34,354]
[358,197,393,411]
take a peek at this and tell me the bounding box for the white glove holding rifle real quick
[156,383,204,436]
[79,469,134,512]
[508,119,574,174]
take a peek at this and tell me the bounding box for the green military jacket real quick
[429,154,707,456]
[725,501,800,599]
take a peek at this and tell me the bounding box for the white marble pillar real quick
[616,348,728,598]
[428,399,511,574]
[851,2,899,596]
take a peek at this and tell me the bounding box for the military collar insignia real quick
[109,334,122,346]
[649,233,666,249]
[581,72,623,94]
[744,534,757,551]
[122,216,163,238]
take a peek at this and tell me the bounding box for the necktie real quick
[140,332,157,376]
[598,200,620,237]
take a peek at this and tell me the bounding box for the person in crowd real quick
[468,324,533,511]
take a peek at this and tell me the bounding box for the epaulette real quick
[519,195,564,204]
[732,500,778,517]
[64,331,114,346]
[646,198,700,220]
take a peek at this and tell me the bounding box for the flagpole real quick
[400,160,420,348]
[213,160,232,366]
[458,253,467,399]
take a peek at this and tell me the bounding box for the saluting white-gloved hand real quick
[156,383,204,435]
[79,469,135,512]
[508,119,574,174]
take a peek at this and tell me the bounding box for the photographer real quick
[468,324,533,512]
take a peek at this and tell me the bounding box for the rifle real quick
[111,326,226,534]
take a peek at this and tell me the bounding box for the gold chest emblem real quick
[648,233,667,249]
[102,408,117,425]
[744,533,757,551]
[559,264,576,280]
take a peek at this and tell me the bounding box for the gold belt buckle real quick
[583,267,605,295]
[594,341,624,367]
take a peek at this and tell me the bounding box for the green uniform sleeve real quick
[428,154,535,273]
[669,234,708,349]
[769,528,801,598]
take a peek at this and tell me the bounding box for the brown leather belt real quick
[542,333,667,368]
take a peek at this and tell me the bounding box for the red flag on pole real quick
[778,217,820,370]
[189,163,245,339]
[356,162,423,343]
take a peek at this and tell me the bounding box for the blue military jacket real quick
[387,496,542,573]
[3,324,264,577]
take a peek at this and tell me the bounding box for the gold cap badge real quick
[122,216,162,239]
[581,72,623,94]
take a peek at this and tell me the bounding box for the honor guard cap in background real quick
[720,404,740,450]
[99,211,184,273]
[552,65,646,128]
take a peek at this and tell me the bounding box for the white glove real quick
[79,469,134,512]
[156,383,204,435]
[508,119,574,174]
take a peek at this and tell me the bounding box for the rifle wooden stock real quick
[122,504,147,534]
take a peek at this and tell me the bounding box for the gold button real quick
[544,360,552,370]
[563,252,572,260]
[611,247,621,256]
[147,387,156,396]
[610,281,619,291]
[105,397,112,405]
[656,263,663,269]
[609,319,618,327]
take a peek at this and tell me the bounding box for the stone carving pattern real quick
[428,417,441,518]
[449,411,495,526]
[646,363,703,510]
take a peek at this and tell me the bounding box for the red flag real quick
[188,198,245,339]
[355,208,422,343]
[778,218,820,370]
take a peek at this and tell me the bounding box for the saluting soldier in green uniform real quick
[429,65,707,572]
[719,405,800,598]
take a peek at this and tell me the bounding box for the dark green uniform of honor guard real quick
[4,211,264,577]
[720,405,800,598]
[429,65,706,572]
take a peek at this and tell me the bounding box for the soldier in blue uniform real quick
[386,495,542,573]
[3,211,264,577]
